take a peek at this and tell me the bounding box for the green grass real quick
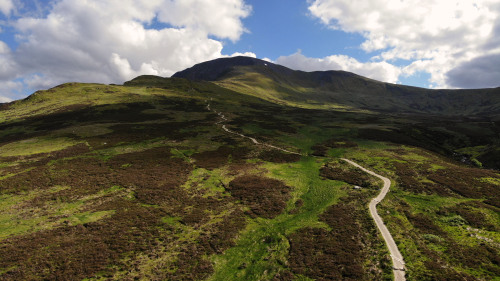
[66,210,115,226]
[479,177,500,185]
[209,157,346,280]
[182,167,230,198]
[371,150,500,280]
[342,145,491,278]
[170,148,196,162]
[1,74,499,280]
[0,82,208,123]
[88,139,169,160]
[240,123,274,136]
[326,148,346,157]
[402,193,472,213]
[55,124,114,138]
[0,137,82,157]
[0,185,121,240]
[215,68,362,112]
[279,126,338,154]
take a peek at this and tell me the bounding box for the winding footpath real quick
[207,103,301,155]
[207,102,405,280]
[341,158,406,281]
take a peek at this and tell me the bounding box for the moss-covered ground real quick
[0,77,498,280]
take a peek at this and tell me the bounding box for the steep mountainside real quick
[0,58,498,280]
[173,56,500,116]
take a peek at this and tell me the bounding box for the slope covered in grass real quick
[0,62,498,280]
[174,56,500,116]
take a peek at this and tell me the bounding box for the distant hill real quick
[172,56,500,116]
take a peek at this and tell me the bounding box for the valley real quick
[0,57,499,280]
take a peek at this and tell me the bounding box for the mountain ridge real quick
[172,56,500,91]
[170,56,500,116]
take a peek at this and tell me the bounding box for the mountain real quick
[173,56,500,116]
[0,57,499,281]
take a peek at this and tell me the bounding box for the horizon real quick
[1,0,499,101]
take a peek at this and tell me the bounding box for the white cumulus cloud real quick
[308,0,500,88]
[0,40,18,81]
[227,52,257,58]
[276,51,401,84]
[0,0,251,100]
[157,0,251,41]
[0,0,13,16]
[0,79,22,102]
[0,96,12,103]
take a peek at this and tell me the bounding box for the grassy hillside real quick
[0,71,499,280]
[174,56,500,116]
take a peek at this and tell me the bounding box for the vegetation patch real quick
[426,166,500,207]
[312,138,358,156]
[441,202,498,231]
[209,157,345,281]
[393,162,452,196]
[192,146,250,170]
[0,144,251,280]
[0,200,169,280]
[106,146,193,206]
[0,137,81,157]
[228,175,291,218]
[288,194,391,280]
[257,149,301,163]
[320,160,382,189]
[0,185,118,240]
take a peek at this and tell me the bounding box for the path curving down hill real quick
[341,158,406,281]
[207,102,405,280]
[207,102,301,155]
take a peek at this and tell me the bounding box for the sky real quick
[0,0,499,102]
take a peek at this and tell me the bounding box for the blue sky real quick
[0,0,499,101]
[221,0,368,60]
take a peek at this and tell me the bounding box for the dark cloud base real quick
[446,53,500,89]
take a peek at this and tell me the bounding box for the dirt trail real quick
[206,102,405,280]
[341,158,406,281]
[207,103,301,155]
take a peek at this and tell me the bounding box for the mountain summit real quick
[172,56,500,116]
[172,56,277,81]
[172,56,364,84]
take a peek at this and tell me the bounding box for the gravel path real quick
[207,102,405,280]
[341,158,406,281]
[207,103,301,155]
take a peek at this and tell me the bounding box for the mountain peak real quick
[172,56,282,81]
